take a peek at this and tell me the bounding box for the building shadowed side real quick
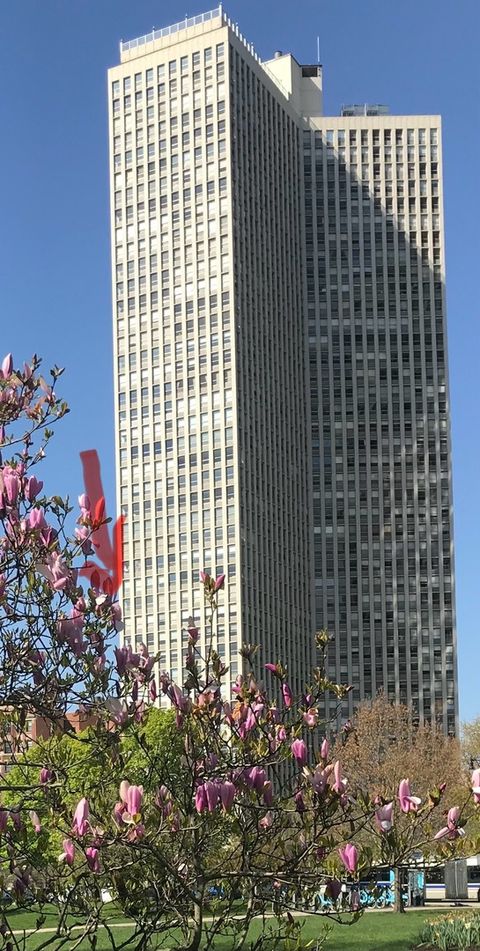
[301,111,457,735]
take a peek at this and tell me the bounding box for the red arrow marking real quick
[78,449,125,595]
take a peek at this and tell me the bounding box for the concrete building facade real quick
[108,7,457,733]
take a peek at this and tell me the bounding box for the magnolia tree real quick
[0,353,476,951]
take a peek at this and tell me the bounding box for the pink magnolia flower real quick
[320,738,330,760]
[265,662,279,676]
[114,646,130,677]
[214,573,225,591]
[247,767,266,793]
[39,767,52,785]
[282,683,293,708]
[133,701,146,724]
[169,683,190,713]
[294,790,306,813]
[435,805,465,841]
[338,843,359,874]
[398,779,421,813]
[219,781,235,812]
[472,769,480,805]
[195,785,207,813]
[2,467,21,505]
[332,760,347,795]
[113,801,126,825]
[110,602,122,629]
[119,780,130,802]
[204,781,219,812]
[78,493,91,518]
[149,678,157,702]
[259,811,273,830]
[310,763,333,795]
[138,642,153,673]
[75,523,94,555]
[38,552,72,591]
[447,806,462,831]
[72,797,89,836]
[29,811,41,833]
[1,353,13,378]
[291,738,308,767]
[303,708,318,728]
[57,612,85,657]
[155,786,173,819]
[105,698,128,725]
[187,620,199,644]
[85,847,100,873]
[243,705,260,733]
[375,802,394,833]
[24,476,43,501]
[10,809,22,832]
[27,507,47,531]
[60,839,75,866]
[126,785,143,817]
[231,675,244,696]
[263,780,273,807]
[127,822,145,841]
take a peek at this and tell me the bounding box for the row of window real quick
[305,128,438,146]
[114,176,228,210]
[112,43,225,100]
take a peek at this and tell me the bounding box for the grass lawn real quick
[292,910,438,949]
[4,907,452,950]
[6,906,128,928]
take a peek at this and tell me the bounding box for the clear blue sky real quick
[0,0,478,721]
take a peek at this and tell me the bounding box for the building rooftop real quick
[120,4,261,67]
[341,104,390,117]
[120,6,222,54]
[119,5,297,100]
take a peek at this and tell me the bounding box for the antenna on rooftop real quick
[317,35,320,63]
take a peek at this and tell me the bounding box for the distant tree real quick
[2,707,184,871]
[462,717,480,770]
[333,695,471,911]
[120,706,185,793]
[334,694,465,803]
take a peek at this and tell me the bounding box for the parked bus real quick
[425,857,480,901]
[360,857,480,904]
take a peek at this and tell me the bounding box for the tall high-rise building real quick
[108,7,458,733]
[301,110,457,735]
